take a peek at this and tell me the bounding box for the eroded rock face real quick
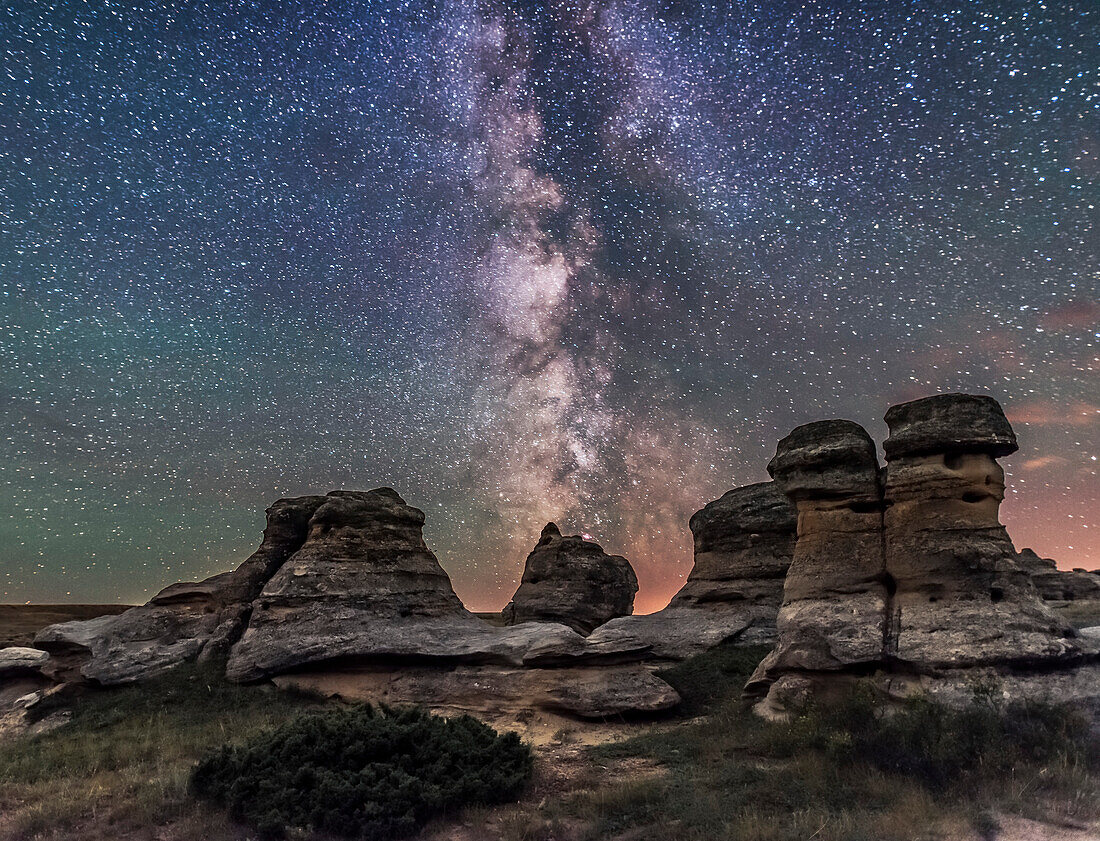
[745,421,889,706]
[34,495,325,685]
[675,482,796,610]
[271,663,681,720]
[882,394,1080,669]
[226,488,480,681]
[502,523,638,635]
[1017,549,1100,603]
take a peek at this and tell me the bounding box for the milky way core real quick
[3,1,1097,610]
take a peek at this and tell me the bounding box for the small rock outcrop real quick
[1017,549,1100,604]
[502,523,638,635]
[35,494,325,684]
[0,647,49,679]
[745,421,889,707]
[882,394,1079,669]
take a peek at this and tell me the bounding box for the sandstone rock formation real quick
[745,421,889,706]
[882,394,1079,669]
[227,488,478,680]
[674,482,796,610]
[35,494,326,685]
[502,523,638,635]
[223,492,680,714]
[28,487,679,716]
[569,482,796,661]
[746,394,1098,717]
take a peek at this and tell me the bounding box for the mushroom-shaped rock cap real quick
[689,481,797,545]
[883,394,1017,460]
[767,420,880,499]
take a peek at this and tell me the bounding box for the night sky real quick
[3,1,1097,611]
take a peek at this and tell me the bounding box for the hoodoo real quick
[746,394,1098,718]
[744,420,889,710]
[502,522,638,635]
[882,394,1078,669]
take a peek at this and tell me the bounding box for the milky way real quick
[2,1,1097,609]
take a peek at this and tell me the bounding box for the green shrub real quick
[190,704,533,840]
[780,685,1099,792]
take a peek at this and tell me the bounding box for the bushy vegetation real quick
[775,684,1099,793]
[574,645,1100,841]
[0,663,322,839]
[191,704,533,840]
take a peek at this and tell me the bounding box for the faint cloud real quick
[1020,455,1069,471]
[1007,400,1100,427]
[1039,299,1100,331]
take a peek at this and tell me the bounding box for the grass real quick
[1,645,1097,841]
[561,644,1100,841]
[0,663,322,840]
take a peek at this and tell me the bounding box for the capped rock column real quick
[882,394,1079,669]
[502,523,638,635]
[745,420,889,709]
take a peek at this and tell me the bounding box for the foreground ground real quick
[2,603,1099,840]
[0,642,1097,841]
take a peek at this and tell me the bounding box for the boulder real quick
[745,420,889,705]
[502,523,638,635]
[34,494,326,684]
[0,647,49,678]
[882,394,1081,669]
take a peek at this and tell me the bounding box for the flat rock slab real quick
[0,647,49,677]
[227,614,590,681]
[272,662,681,719]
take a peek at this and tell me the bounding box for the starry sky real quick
[2,0,1097,611]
